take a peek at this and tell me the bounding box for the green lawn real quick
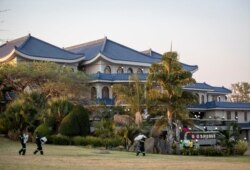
[0,137,249,170]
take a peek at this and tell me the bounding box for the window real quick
[104,66,111,74]
[127,67,133,74]
[117,66,124,74]
[201,95,205,104]
[218,96,221,102]
[244,112,248,121]
[137,68,143,74]
[226,111,231,120]
[91,87,97,100]
[102,86,109,98]
[235,112,238,121]
[225,96,228,101]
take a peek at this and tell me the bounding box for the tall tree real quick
[230,82,250,102]
[146,51,197,153]
[112,75,145,128]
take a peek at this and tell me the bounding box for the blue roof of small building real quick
[184,82,231,94]
[0,35,84,61]
[67,37,198,72]
[189,101,250,110]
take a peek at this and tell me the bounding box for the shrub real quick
[59,106,90,136]
[71,136,123,148]
[50,134,71,145]
[234,140,248,155]
[34,124,52,137]
[199,147,223,156]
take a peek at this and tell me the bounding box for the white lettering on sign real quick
[190,133,216,139]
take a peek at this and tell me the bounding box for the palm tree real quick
[112,75,145,128]
[146,51,197,153]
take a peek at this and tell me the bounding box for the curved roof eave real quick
[0,49,15,63]
[84,52,152,66]
[15,49,85,63]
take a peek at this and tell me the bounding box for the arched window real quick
[91,87,97,100]
[104,66,111,74]
[201,95,205,104]
[127,67,133,74]
[137,68,143,74]
[218,96,221,102]
[102,86,109,98]
[117,66,124,74]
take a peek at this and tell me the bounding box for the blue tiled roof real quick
[189,101,250,110]
[142,49,198,72]
[67,37,198,72]
[66,38,104,60]
[184,82,231,94]
[90,72,147,81]
[212,86,232,94]
[0,35,84,62]
[184,82,214,91]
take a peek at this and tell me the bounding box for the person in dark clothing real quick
[136,136,146,156]
[18,131,28,155]
[33,133,43,155]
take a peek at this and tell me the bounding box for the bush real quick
[71,136,123,148]
[59,106,90,136]
[34,124,52,137]
[199,147,223,156]
[50,134,71,145]
[234,140,248,155]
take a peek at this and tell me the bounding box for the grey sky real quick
[0,0,249,88]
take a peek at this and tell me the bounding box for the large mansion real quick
[1,34,250,142]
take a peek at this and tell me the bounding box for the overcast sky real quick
[0,0,249,88]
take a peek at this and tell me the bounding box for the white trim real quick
[183,87,214,92]
[15,50,85,63]
[0,49,15,62]
[89,80,147,83]
[84,53,152,67]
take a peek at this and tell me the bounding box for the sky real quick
[0,0,249,89]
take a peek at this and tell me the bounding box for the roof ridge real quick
[23,35,83,57]
[66,37,106,50]
[101,36,107,52]
[17,34,31,49]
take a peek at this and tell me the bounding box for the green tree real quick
[0,61,89,100]
[43,97,74,133]
[112,75,145,128]
[217,123,241,155]
[0,92,46,133]
[230,82,250,102]
[94,118,115,138]
[146,51,197,153]
[59,105,90,136]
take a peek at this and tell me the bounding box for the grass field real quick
[0,137,249,170]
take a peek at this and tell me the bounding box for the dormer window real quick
[117,66,124,74]
[104,66,111,74]
[137,68,143,74]
[127,67,133,74]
